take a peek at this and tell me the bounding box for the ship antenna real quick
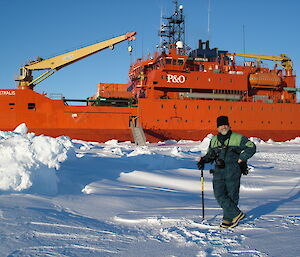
[160,6,163,50]
[243,24,246,62]
[207,0,211,41]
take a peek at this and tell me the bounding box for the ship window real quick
[153,81,158,84]
[161,104,164,108]
[28,103,36,110]
[219,78,222,82]
[172,59,177,65]
[208,120,211,123]
[197,105,199,109]
[219,106,222,110]
[208,105,211,110]
[161,75,164,79]
[178,59,184,65]
[173,104,177,109]
[240,106,243,110]
[9,103,15,110]
[185,105,188,109]
[261,107,264,111]
[229,79,232,83]
[157,119,160,122]
[166,59,172,65]
[208,78,211,82]
[230,106,233,110]
[185,120,188,123]
[196,77,199,80]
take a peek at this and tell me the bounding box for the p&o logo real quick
[166,74,186,83]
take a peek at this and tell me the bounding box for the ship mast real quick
[159,0,185,53]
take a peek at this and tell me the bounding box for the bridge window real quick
[166,59,172,65]
[178,59,184,65]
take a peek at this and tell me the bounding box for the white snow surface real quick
[0,125,299,256]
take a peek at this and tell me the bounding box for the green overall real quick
[204,132,256,221]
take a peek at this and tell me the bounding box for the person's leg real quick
[213,176,241,222]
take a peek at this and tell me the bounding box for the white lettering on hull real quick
[167,74,186,83]
[0,91,15,96]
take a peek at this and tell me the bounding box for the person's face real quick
[217,125,230,135]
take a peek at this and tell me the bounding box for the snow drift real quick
[0,124,73,194]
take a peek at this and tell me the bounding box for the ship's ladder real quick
[130,116,146,146]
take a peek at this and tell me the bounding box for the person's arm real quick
[238,137,256,162]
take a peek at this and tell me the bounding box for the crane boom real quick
[16,32,136,89]
[226,52,293,71]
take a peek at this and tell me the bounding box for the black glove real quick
[197,157,205,170]
[239,161,249,175]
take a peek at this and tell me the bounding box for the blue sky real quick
[1,0,299,99]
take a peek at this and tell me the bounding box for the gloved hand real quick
[197,157,205,170]
[239,161,249,175]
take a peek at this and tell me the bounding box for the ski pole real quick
[201,168,205,221]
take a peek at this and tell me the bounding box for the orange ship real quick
[0,1,299,143]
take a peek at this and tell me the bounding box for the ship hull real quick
[0,89,299,142]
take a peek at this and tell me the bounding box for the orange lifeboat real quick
[249,72,282,86]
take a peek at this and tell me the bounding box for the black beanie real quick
[217,116,229,127]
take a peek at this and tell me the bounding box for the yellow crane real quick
[16,32,136,89]
[226,52,293,72]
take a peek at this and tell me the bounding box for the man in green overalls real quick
[198,116,256,228]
